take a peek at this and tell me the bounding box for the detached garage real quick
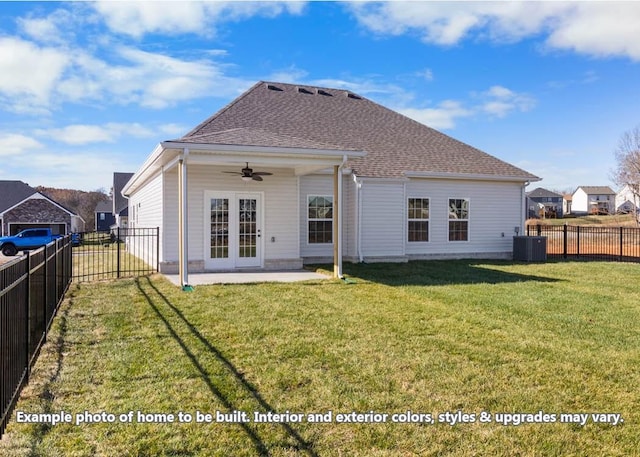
[0,180,83,236]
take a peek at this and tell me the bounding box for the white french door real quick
[205,192,263,269]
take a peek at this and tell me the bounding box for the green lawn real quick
[2,261,640,456]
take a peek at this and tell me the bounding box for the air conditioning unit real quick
[513,236,547,262]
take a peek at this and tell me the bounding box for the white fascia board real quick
[122,143,170,197]
[160,141,367,159]
[404,171,541,183]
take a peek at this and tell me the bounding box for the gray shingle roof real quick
[527,187,563,198]
[177,81,538,180]
[0,180,37,213]
[577,186,616,195]
[113,173,134,214]
[95,200,113,213]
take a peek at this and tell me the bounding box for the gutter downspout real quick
[353,174,363,263]
[178,148,192,290]
[520,181,529,235]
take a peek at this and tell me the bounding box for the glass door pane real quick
[210,198,229,258]
[238,198,257,258]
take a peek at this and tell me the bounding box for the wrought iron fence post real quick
[620,227,624,261]
[25,251,31,383]
[156,227,160,273]
[563,224,568,259]
[117,227,121,279]
[577,225,580,258]
[537,224,542,236]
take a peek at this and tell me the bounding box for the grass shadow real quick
[309,259,562,287]
[136,277,317,457]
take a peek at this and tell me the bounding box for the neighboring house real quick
[615,184,640,214]
[0,180,84,236]
[563,194,572,215]
[571,186,616,215]
[526,187,564,218]
[122,81,539,282]
[112,172,134,229]
[95,199,116,231]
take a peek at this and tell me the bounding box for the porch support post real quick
[178,148,190,289]
[333,163,343,279]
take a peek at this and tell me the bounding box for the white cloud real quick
[0,37,69,112]
[399,100,473,130]
[0,40,252,112]
[397,84,534,129]
[0,133,43,156]
[11,151,139,191]
[36,122,167,145]
[17,9,75,45]
[348,2,640,61]
[93,1,306,38]
[478,85,536,118]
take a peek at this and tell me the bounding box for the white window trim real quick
[407,196,430,243]
[306,194,333,245]
[447,197,470,242]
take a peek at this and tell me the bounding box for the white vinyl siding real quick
[127,171,163,266]
[359,180,405,257]
[571,188,589,213]
[173,165,299,266]
[405,179,524,257]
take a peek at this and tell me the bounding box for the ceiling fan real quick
[223,162,273,182]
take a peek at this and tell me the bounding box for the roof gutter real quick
[404,171,541,182]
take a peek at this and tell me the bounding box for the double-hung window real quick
[308,196,333,244]
[448,198,469,241]
[408,198,429,242]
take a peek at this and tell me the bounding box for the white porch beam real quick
[178,148,191,290]
[333,156,346,279]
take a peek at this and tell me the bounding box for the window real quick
[408,198,429,242]
[100,213,106,221]
[308,196,333,243]
[449,198,469,241]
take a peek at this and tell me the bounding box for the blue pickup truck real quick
[0,228,63,256]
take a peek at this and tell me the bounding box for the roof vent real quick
[346,92,362,100]
[266,84,283,91]
[317,89,333,97]
[297,87,313,95]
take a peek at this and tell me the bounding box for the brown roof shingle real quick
[179,81,538,180]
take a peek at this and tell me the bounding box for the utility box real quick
[513,236,547,262]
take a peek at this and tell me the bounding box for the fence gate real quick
[72,227,159,282]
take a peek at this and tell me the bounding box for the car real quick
[0,228,63,256]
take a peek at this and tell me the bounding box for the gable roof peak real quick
[177,80,539,181]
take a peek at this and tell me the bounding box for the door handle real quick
[257,229,261,238]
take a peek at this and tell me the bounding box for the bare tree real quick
[612,125,640,223]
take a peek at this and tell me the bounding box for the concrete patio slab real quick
[164,270,330,286]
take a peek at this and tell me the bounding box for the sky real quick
[1,1,639,194]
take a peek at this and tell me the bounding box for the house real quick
[112,172,134,229]
[0,180,84,236]
[122,81,540,285]
[95,200,116,231]
[571,186,616,215]
[615,184,640,214]
[526,187,563,218]
[563,194,572,215]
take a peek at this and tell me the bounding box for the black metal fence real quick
[1,236,72,436]
[73,227,159,282]
[527,224,640,262]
